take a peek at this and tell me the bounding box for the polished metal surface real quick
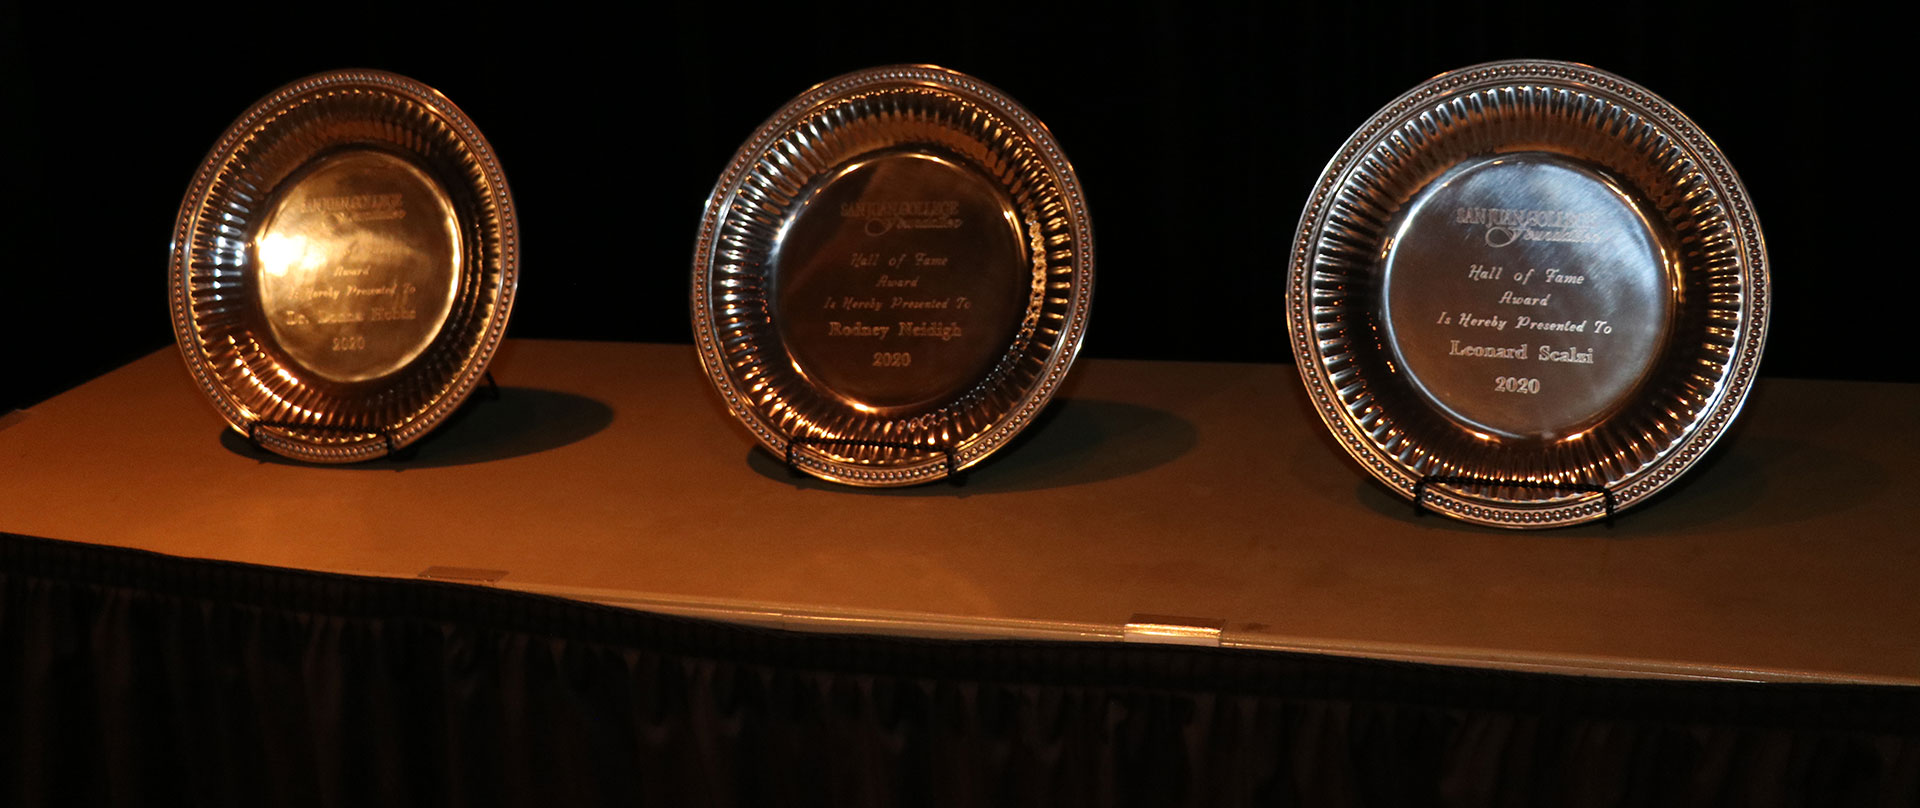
[694,65,1093,486]
[254,151,462,384]
[1288,60,1769,527]
[1382,153,1674,439]
[169,70,517,462]
[773,151,1028,412]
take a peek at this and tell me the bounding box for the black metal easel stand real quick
[1413,473,1616,526]
[784,436,966,487]
[245,372,499,463]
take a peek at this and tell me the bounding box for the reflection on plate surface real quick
[773,150,1028,412]
[1382,152,1675,440]
[694,65,1093,486]
[169,70,517,462]
[255,150,462,384]
[1289,60,1768,527]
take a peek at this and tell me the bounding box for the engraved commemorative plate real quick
[694,65,1093,486]
[169,70,517,462]
[1289,60,1768,527]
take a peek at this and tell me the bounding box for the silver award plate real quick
[1288,60,1769,527]
[694,65,1094,486]
[170,70,518,462]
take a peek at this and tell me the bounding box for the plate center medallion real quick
[254,150,462,384]
[772,151,1028,412]
[1382,152,1675,440]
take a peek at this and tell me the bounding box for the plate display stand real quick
[1413,474,1617,526]
[242,372,500,462]
[782,435,966,486]
[246,420,404,460]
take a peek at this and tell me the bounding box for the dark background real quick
[0,3,1888,415]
